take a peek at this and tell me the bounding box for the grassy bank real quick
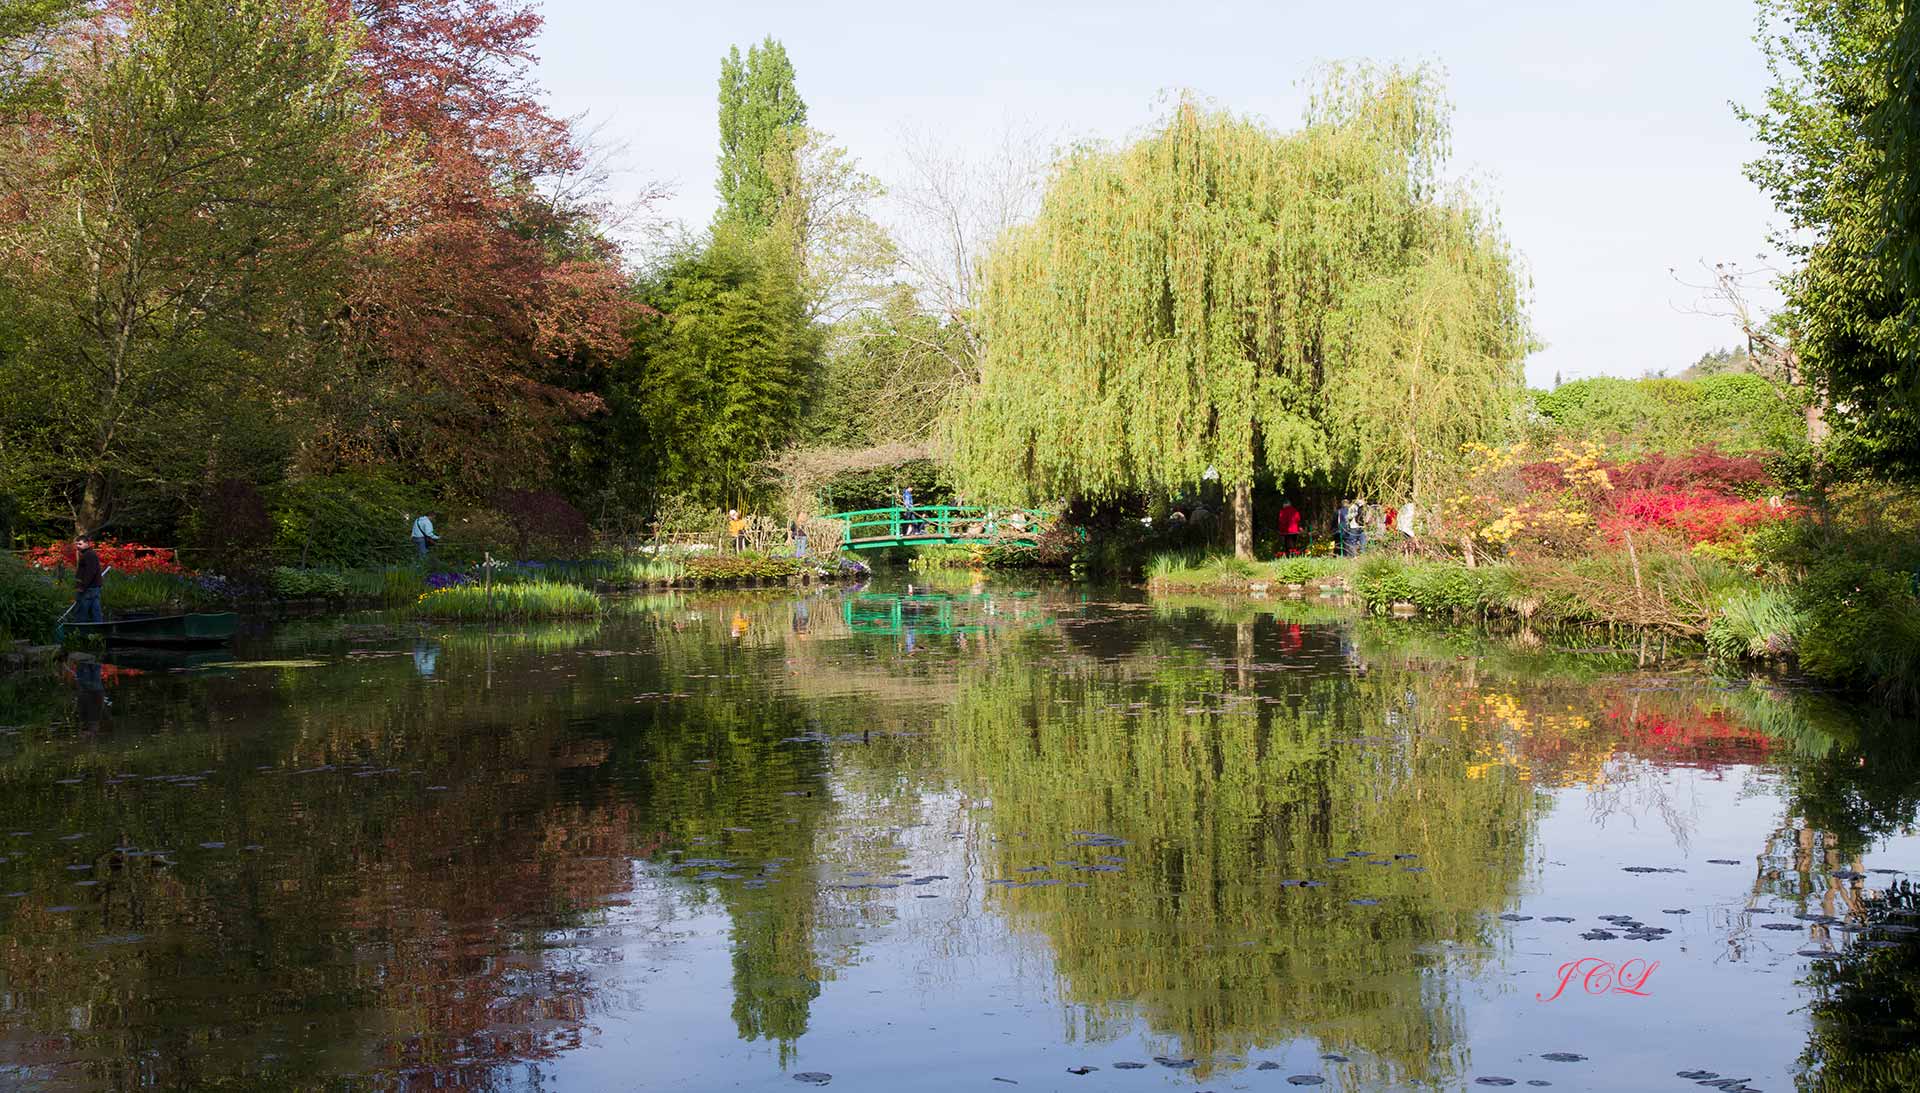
[1144,543,1918,703]
[1147,551,1355,593]
[413,581,602,620]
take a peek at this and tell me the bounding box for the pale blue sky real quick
[537,0,1786,387]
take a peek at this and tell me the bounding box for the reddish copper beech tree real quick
[317,0,636,487]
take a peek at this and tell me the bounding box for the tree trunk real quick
[75,473,112,537]
[1232,482,1253,561]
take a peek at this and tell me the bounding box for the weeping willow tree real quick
[954,67,1528,557]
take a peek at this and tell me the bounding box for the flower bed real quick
[27,540,188,575]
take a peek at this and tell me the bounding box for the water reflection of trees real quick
[0,616,860,1089]
[3,589,1916,1090]
[937,633,1541,1086]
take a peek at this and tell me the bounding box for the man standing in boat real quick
[73,535,104,623]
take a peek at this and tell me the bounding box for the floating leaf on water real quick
[1286,1078,1326,1086]
[1256,1062,1282,1070]
[1526,1083,1553,1088]
[1499,913,1533,922]
[1539,1052,1586,1062]
[791,1073,832,1086]
[1676,1073,1719,1081]
[1622,866,1684,874]
[1580,930,1617,941]
[1706,859,1742,865]
[1761,923,1802,931]
[1320,1054,1349,1062]
[1474,1080,1517,1087]
[1152,1056,1196,1069]
[1542,916,1576,923]
[1113,1062,1147,1070]
[1066,1066,1097,1075]
[1662,908,1691,915]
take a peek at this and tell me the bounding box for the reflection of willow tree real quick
[939,638,1542,1084]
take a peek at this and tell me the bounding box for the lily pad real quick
[1539,1053,1586,1062]
[792,1073,832,1085]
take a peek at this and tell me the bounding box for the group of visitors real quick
[1271,497,1418,557]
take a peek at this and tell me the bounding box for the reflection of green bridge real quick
[841,591,1052,637]
[820,506,1050,550]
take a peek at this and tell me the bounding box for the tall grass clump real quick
[616,556,687,584]
[1705,585,1803,661]
[413,581,601,619]
[0,555,63,641]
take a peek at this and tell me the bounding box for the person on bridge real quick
[900,487,920,535]
[1277,499,1303,557]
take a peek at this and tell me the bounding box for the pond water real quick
[0,581,1915,1092]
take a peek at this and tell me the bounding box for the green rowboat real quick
[56,612,240,648]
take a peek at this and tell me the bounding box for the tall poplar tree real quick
[954,69,1527,557]
[715,37,807,238]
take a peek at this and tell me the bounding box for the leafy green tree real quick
[716,37,807,238]
[1739,0,1920,477]
[607,231,822,508]
[799,288,970,449]
[955,69,1527,557]
[0,0,373,535]
[0,0,78,112]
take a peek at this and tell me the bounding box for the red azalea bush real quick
[1599,489,1787,548]
[26,541,190,576]
[1603,450,1771,496]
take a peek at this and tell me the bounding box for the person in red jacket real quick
[1276,500,1303,557]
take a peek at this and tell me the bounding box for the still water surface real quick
[1,582,1914,1092]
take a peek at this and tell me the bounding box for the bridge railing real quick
[820,506,1049,545]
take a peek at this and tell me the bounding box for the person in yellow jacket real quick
[727,509,748,553]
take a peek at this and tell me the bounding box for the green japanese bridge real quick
[821,506,1051,550]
